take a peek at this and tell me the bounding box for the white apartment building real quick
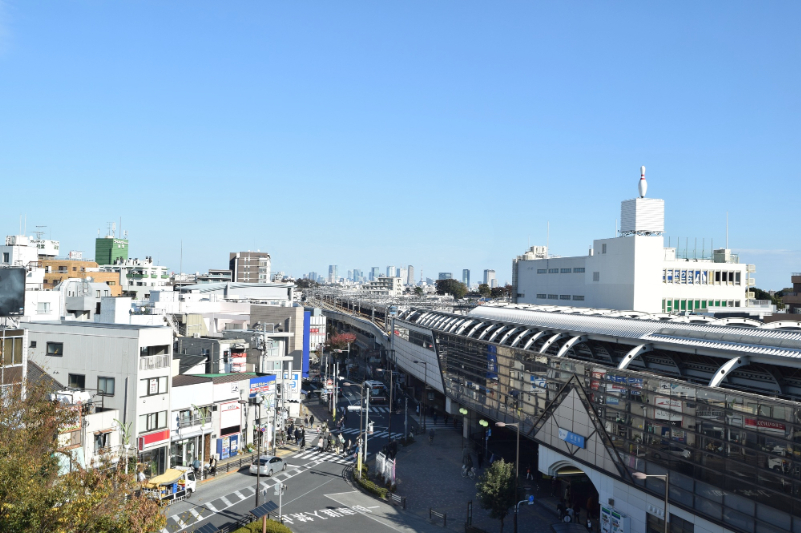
[483,269,497,288]
[99,257,171,301]
[363,276,404,297]
[513,195,754,314]
[26,321,174,476]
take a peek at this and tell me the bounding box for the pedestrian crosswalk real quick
[344,405,394,414]
[336,426,405,440]
[291,449,374,466]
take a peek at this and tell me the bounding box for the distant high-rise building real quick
[347,269,353,281]
[438,272,453,280]
[484,269,497,288]
[399,267,408,284]
[407,265,415,285]
[386,266,396,277]
[308,271,317,281]
[328,265,338,283]
[229,251,271,283]
[462,269,470,287]
[353,268,363,282]
[370,267,380,281]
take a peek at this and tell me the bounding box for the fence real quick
[376,451,396,484]
[201,452,257,479]
[429,507,447,526]
[388,492,406,509]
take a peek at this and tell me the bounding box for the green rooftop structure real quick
[95,236,128,265]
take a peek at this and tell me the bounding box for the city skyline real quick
[0,3,798,289]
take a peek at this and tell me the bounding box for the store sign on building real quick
[249,375,276,398]
[558,428,586,448]
[655,397,683,421]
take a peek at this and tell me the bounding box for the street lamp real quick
[413,360,428,430]
[496,422,520,533]
[633,472,669,533]
[459,407,468,450]
[343,381,369,477]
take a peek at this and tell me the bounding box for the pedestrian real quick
[477,453,483,469]
[432,410,438,424]
[304,416,309,427]
[416,404,420,415]
[574,501,581,522]
[526,466,533,480]
[586,518,593,531]
[339,433,346,454]
[557,500,566,520]
[428,428,435,443]
[310,414,315,426]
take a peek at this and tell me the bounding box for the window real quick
[140,345,169,357]
[36,302,50,313]
[139,377,168,397]
[2,252,8,262]
[536,269,547,274]
[29,341,36,348]
[602,243,607,254]
[548,268,559,273]
[735,272,741,285]
[46,342,64,356]
[572,295,585,301]
[536,294,547,299]
[573,267,585,273]
[2,337,23,366]
[95,290,100,298]
[560,268,571,273]
[94,431,111,452]
[593,272,600,282]
[72,267,77,271]
[68,374,85,390]
[560,295,571,300]
[98,377,115,396]
[547,294,558,300]
[139,410,168,432]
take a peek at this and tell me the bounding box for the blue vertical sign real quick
[302,310,311,378]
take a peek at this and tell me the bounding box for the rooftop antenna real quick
[639,166,647,198]
[615,219,617,237]
[34,226,46,240]
[546,222,550,257]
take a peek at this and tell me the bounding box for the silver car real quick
[249,455,286,477]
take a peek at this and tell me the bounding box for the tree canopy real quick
[475,459,516,533]
[435,279,468,299]
[478,284,491,297]
[0,380,165,533]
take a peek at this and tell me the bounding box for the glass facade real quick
[434,331,801,533]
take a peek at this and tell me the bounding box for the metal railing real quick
[177,417,209,428]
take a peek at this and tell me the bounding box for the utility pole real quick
[364,386,370,463]
[404,397,408,440]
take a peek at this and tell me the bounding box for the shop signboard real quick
[229,434,239,457]
[655,397,683,422]
[745,418,786,434]
[529,375,547,394]
[249,374,276,398]
[600,505,629,533]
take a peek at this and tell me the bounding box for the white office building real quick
[483,269,497,288]
[99,257,171,301]
[512,191,754,314]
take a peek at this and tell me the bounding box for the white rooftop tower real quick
[638,165,647,198]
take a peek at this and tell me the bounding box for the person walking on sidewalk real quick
[309,414,315,427]
[428,428,435,444]
[304,416,309,427]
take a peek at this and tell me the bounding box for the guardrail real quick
[429,507,447,526]
[389,492,406,509]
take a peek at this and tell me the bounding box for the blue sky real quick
[0,2,798,289]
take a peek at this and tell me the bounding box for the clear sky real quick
[0,2,798,289]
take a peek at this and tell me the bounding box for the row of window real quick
[663,269,742,286]
[44,342,170,357]
[140,410,168,432]
[663,299,739,312]
[65,374,115,395]
[537,267,586,274]
[536,294,585,301]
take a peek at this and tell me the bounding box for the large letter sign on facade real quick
[558,428,586,448]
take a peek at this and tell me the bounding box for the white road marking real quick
[220,495,233,506]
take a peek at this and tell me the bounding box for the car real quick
[652,444,692,460]
[249,455,287,477]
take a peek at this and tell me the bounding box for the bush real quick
[354,469,388,499]
[231,518,293,533]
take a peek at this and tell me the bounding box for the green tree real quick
[475,459,516,533]
[435,279,468,299]
[478,283,491,297]
[413,286,424,297]
[0,380,165,533]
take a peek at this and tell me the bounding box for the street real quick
[163,384,416,533]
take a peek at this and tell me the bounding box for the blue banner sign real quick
[558,428,586,448]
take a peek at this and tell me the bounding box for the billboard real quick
[0,268,25,317]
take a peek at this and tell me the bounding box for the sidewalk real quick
[391,427,561,533]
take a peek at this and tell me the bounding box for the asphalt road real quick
[163,387,415,533]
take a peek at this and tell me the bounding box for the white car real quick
[249,455,286,477]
